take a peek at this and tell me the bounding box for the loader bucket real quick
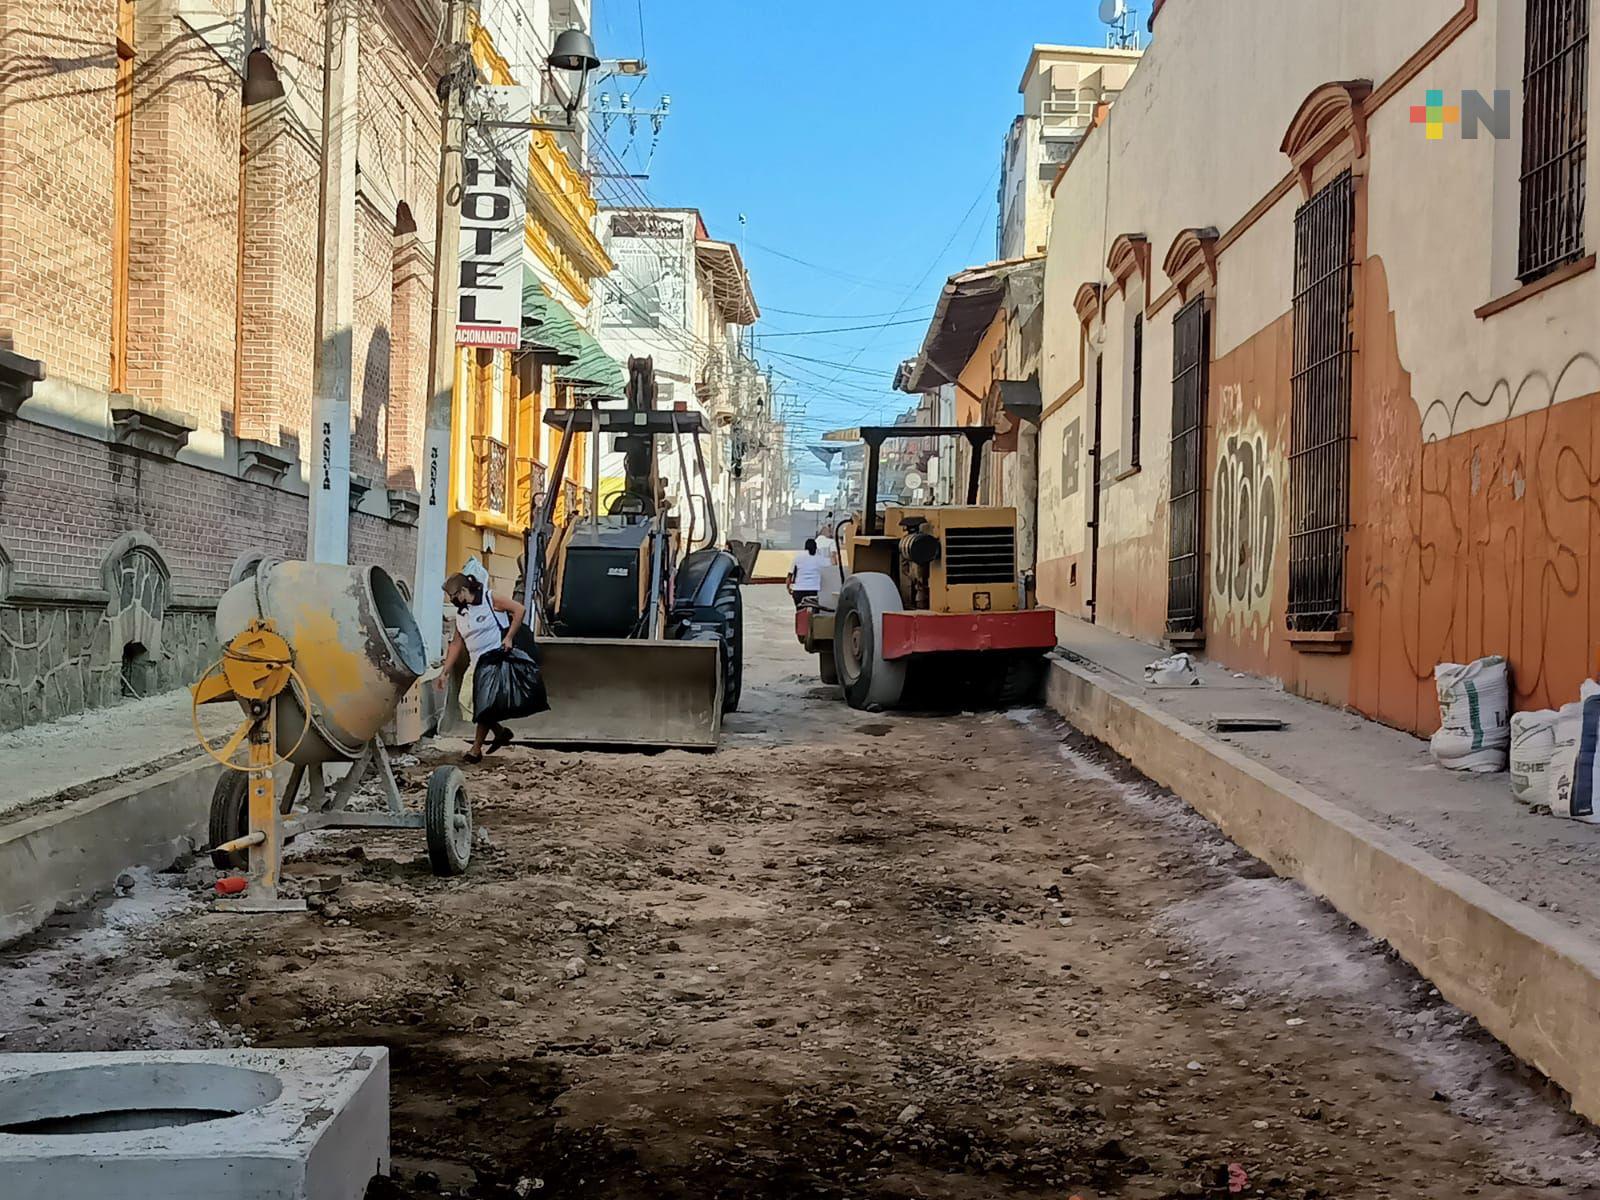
[505,637,724,750]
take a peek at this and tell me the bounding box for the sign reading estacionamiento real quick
[456,86,531,349]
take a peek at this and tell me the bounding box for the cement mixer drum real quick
[215,560,426,766]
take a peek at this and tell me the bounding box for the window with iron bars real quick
[1166,296,1209,635]
[1287,170,1356,633]
[1519,0,1590,282]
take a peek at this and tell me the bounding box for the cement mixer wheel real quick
[208,773,250,871]
[425,766,473,876]
[208,771,297,870]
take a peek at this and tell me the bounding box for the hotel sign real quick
[456,86,531,349]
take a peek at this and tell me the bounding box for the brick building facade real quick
[0,0,443,729]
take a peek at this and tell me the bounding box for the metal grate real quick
[1520,0,1589,282]
[944,526,1017,585]
[1288,170,1356,633]
[1166,296,1209,635]
[472,436,509,514]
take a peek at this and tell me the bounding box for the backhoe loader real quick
[510,357,742,749]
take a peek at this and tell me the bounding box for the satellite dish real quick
[1099,0,1127,23]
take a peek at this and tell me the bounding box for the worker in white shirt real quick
[787,538,826,609]
[815,514,839,564]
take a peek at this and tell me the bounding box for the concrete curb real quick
[0,756,222,944]
[1047,656,1600,1120]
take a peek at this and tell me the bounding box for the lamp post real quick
[413,10,600,671]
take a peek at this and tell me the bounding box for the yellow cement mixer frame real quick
[193,617,472,914]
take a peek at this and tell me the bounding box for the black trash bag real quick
[472,646,550,725]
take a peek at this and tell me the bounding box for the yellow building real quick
[447,18,621,598]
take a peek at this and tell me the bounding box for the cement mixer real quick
[192,560,472,912]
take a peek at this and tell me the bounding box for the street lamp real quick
[547,27,601,124]
[470,28,601,135]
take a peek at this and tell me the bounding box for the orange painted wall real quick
[1349,257,1597,733]
[1089,253,1598,738]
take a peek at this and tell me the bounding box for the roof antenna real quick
[1099,0,1141,51]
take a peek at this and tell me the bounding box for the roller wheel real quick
[425,766,472,876]
[714,572,743,713]
[833,574,907,711]
[208,772,250,871]
[993,653,1048,708]
[818,649,839,686]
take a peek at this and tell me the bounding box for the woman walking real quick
[438,562,527,763]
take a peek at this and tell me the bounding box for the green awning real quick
[520,272,581,366]
[563,326,626,400]
[519,269,625,399]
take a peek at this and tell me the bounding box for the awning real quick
[563,325,627,400]
[520,269,626,399]
[896,256,1043,394]
[520,273,581,366]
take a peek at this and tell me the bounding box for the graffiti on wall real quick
[1360,369,1600,727]
[1210,386,1280,622]
[1418,353,1600,442]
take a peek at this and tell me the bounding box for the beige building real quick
[998,45,1141,260]
[593,208,760,523]
[1037,0,1598,737]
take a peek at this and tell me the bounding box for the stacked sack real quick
[1430,656,1512,773]
[1510,708,1563,808]
[1550,680,1600,824]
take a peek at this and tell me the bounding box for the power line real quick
[765,303,934,319]
[743,238,920,292]
[807,166,1000,396]
[761,348,895,378]
[755,317,927,339]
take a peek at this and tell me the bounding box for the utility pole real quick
[308,0,359,564]
[413,0,477,661]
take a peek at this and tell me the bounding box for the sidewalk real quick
[0,692,236,943]
[1053,618,1600,927]
[1046,615,1600,1120]
[0,690,233,823]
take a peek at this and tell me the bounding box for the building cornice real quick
[1072,282,1104,327]
[1161,227,1220,305]
[1106,233,1150,296]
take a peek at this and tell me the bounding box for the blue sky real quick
[590,0,1112,493]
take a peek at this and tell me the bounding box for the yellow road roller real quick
[796,424,1057,711]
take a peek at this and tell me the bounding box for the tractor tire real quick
[832,574,906,711]
[818,650,839,685]
[993,653,1048,708]
[425,766,473,877]
[714,571,743,713]
[208,772,250,871]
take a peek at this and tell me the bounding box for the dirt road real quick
[3,587,1598,1198]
